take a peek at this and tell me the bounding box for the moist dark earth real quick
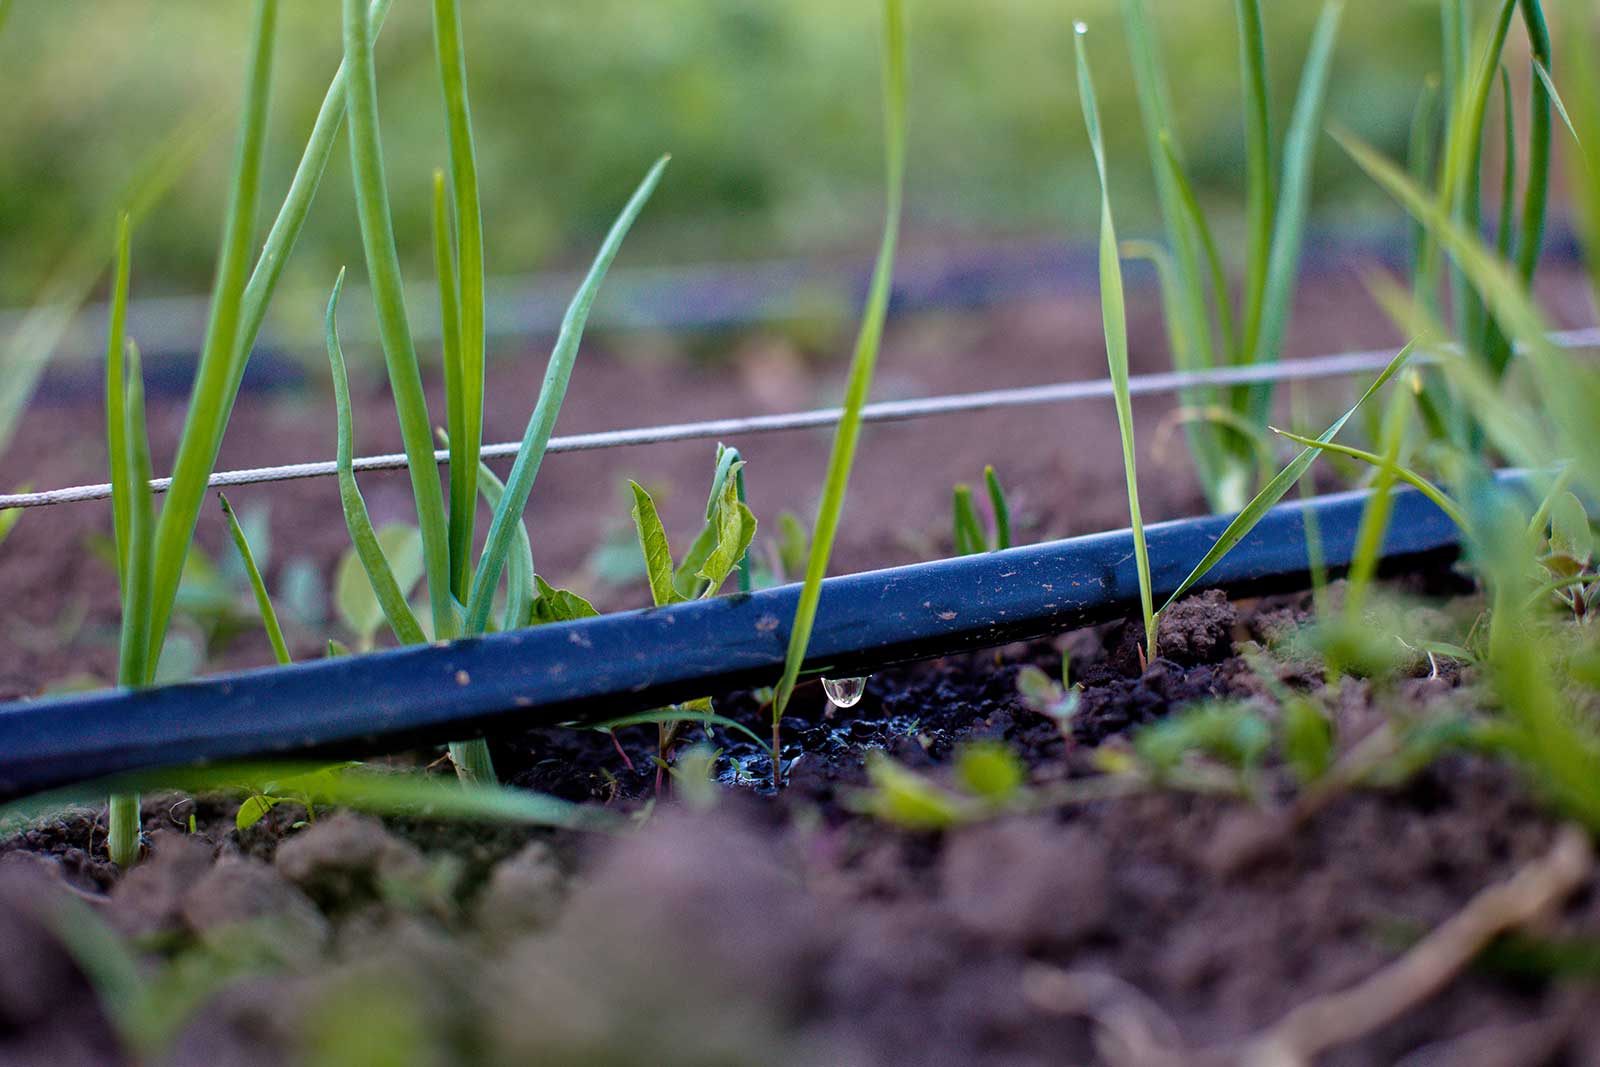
[3,584,1599,1066]
[1,269,1599,1063]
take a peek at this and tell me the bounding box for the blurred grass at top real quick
[1,0,1437,312]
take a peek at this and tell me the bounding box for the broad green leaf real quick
[855,751,962,831]
[1549,492,1594,562]
[528,575,599,625]
[628,481,686,607]
[235,794,282,832]
[954,742,1025,801]
[696,467,756,596]
[672,521,720,599]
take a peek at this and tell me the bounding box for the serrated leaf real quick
[628,481,686,607]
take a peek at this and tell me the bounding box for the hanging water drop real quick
[821,675,868,709]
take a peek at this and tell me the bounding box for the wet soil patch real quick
[2,579,1597,1066]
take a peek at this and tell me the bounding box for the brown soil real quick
[2,584,1598,1065]
[1,263,1598,1064]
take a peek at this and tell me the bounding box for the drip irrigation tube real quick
[0,472,1522,802]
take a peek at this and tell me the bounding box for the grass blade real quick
[1242,0,1344,428]
[1233,0,1275,366]
[770,0,907,752]
[984,465,1011,550]
[1118,0,1228,507]
[108,340,155,869]
[433,169,471,599]
[342,0,456,642]
[952,485,984,555]
[1158,135,1237,363]
[145,0,280,674]
[469,456,533,632]
[432,0,485,602]
[1077,21,1155,662]
[463,156,670,634]
[226,0,396,422]
[1344,386,1411,617]
[1159,341,1416,614]
[218,494,290,665]
[325,272,426,647]
[1268,428,1469,530]
[105,215,133,593]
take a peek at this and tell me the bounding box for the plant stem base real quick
[449,739,496,785]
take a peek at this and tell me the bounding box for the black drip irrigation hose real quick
[0,471,1523,802]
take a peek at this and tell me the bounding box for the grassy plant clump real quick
[1116,0,1344,513]
[768,0,907,789]
[328,0,669,784]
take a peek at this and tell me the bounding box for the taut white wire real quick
[4,326,1596,511]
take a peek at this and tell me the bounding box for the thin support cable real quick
[3,326,1596,511]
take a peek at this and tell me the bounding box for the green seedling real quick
[1116,0,1344,512]
[1131,702,1273,796]
[1015,653,1080,746]
[92,0,422,865]
[951,465,1012,555]
[332,0,669,784]
[625,452,757,787]
[769,0,906,789]
[851,741,1027,831]
[1534,491,1597,621]
[1076,21,1156,666]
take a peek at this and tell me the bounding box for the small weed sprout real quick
[1075,21,1156,665]
[951,465,1012,555]
[1015,650,1080,746]
[769,0,907,788]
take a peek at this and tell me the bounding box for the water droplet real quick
[821,675,868,709]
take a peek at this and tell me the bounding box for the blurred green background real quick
[0,0,1444,314]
